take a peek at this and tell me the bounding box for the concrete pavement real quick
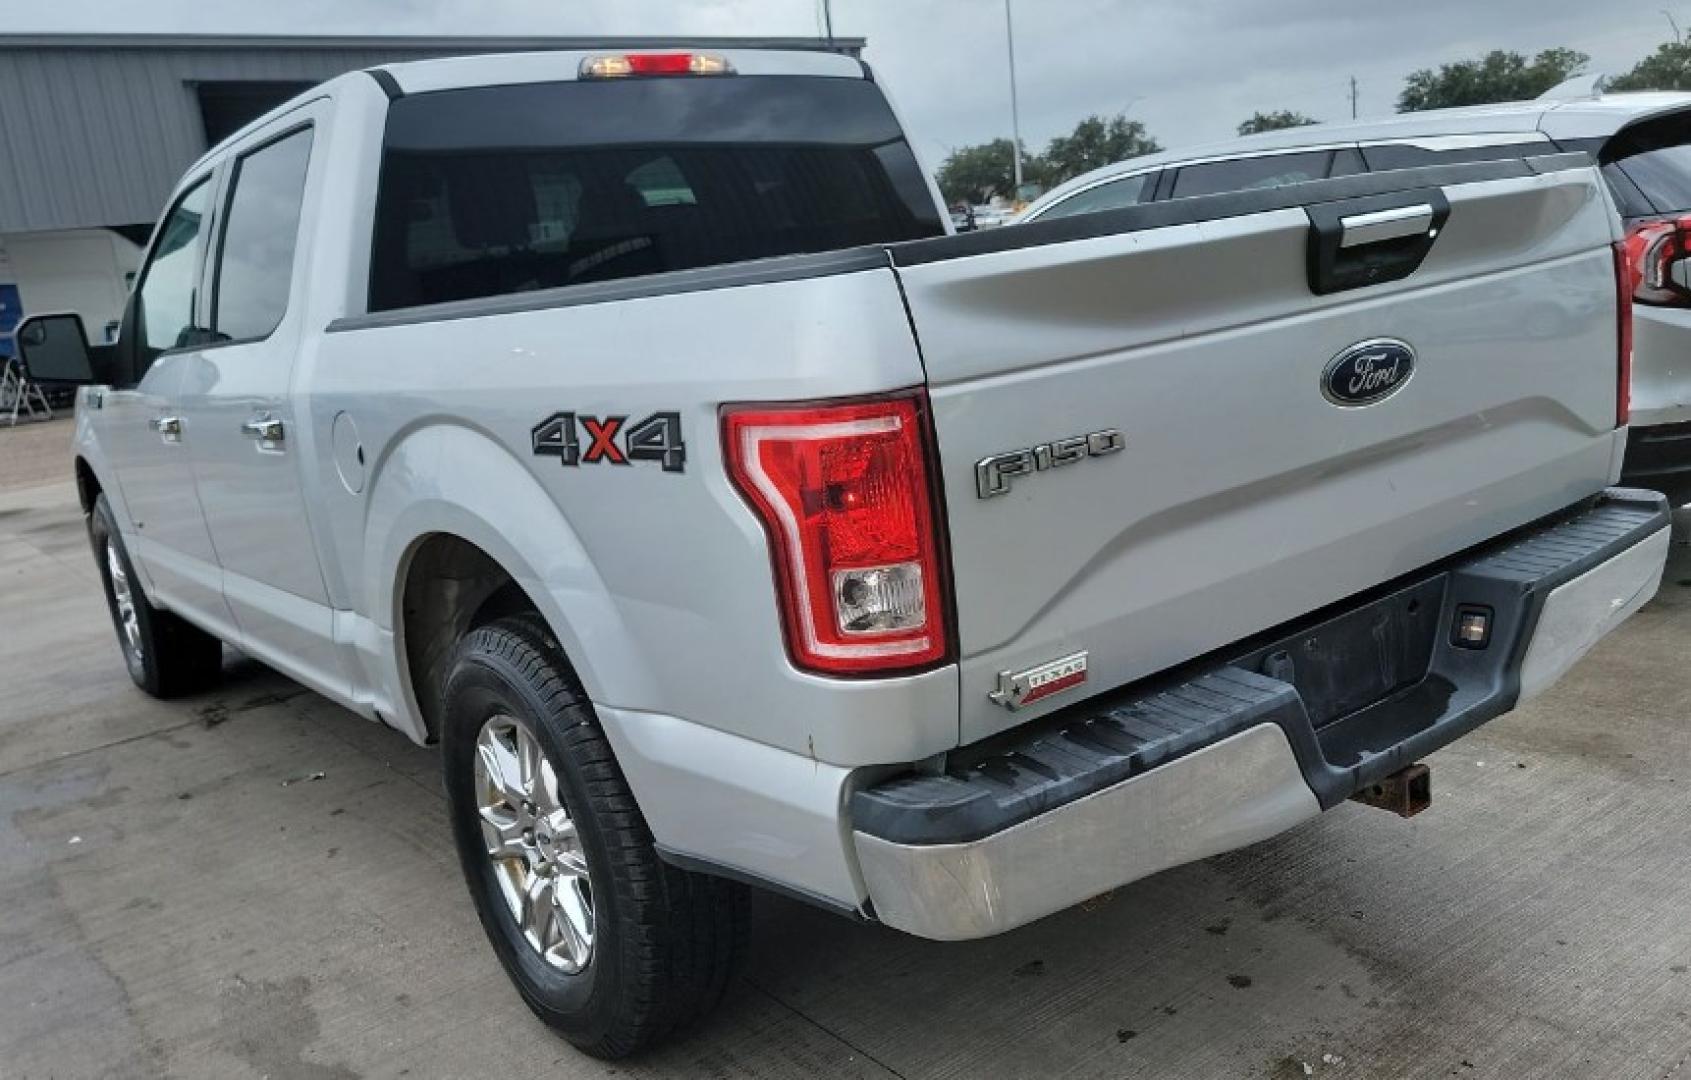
[4,469,1691,1079]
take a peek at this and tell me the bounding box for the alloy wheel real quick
[473,714,595,973]
[106,539,143,663]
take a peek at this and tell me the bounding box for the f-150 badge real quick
[990,652,1089,710]
[975,429,1124,499]
[532,411,686,473]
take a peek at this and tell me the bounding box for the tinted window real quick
[1038,173,1151,221]
[137,178,213,355]
[1605,112,1691,214]
[1359,139,1544,171]
[1330,147,1367,177]
[214,127,313,341]
[369,76,944,312]
[1171,151,1332,199]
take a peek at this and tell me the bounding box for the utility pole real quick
[1005,0,1024,196]
[822,0,835,44]
[1348,75,1359,119]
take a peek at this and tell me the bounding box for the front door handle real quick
[240,415,285,444]
[149,415,182,443]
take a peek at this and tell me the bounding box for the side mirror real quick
[15,313,97,385]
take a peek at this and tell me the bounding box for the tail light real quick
[1624,217,1691,306]
[1618,216,1691,425]
[1615,239,1633,428]
[723,392,952,676]
[580,53,735,79]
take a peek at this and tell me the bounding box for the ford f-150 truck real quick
[17,45,1670,1058]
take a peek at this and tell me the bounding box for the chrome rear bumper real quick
[856,724,1316,940]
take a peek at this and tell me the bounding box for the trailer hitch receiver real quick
[1350,763,1431,818]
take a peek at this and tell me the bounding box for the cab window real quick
[367,76,943,312]
[212,127,314,342]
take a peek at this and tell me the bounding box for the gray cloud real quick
[2,0,1681,173]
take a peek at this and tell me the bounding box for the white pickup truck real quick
[16,46,1670,1058]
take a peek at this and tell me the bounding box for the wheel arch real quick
[367,423,650,743]
[74,455,101,514]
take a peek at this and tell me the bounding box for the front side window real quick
[213,127,314,342]
[137,177,213,356]
[1171,151,1333,199]
[1038,173,1151,221]
[368,75,944,312]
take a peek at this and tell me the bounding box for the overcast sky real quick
[3,0,1684,168]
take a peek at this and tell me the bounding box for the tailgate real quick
[890,155,1626,744]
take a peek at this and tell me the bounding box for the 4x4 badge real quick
[989,651,1089,710]
[532,411,686,473]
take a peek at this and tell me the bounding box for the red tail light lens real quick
[723,392,951,676]
[1624,217,1691,306]
[1614,239,1633,428]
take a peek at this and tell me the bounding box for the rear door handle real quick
[149,415,182,443]
[1338,203,1437,248]
[241,415,285,444]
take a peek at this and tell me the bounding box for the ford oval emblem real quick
[1322,338,1416,407]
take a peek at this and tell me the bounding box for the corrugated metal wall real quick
[0,43,461,232]
[0,36,864,234]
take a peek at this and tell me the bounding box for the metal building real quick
[0,33,865,351]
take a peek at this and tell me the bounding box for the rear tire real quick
[89,493,222,698]
[441,613,748,1059]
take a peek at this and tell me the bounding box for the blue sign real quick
[0,283,20,359]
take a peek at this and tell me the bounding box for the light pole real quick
[1005,0,1024,196]
[822,0,834,44]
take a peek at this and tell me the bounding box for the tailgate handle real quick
[1339,204,1436,248]
[1307,189,1451,296]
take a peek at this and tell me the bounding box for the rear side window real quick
[213,127,314,342]
[1603,111,1691,215]
[1038,173,1152,221]
[1359,138,1546,172]
[1171,151,1332,199]
[368,76,944,312]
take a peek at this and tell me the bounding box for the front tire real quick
[441,614,748,1058]
[89,493,222,698]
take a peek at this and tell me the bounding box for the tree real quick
[1041,114,1161,187]
[1608,38,1691,91]
[936,138,1038,205]
[1237,110,1320,136]
[1398,48,1588,112]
